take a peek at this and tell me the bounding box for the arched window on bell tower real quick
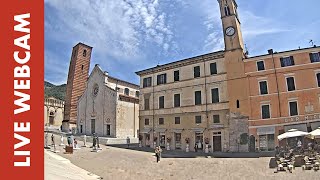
[224,5,231,16]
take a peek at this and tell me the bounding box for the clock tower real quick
[218,0,244,52]
[218,0,250,117]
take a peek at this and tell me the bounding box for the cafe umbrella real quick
[277,129,309,141]
[307,127,320,139]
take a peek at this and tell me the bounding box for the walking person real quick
[155,147,160,163]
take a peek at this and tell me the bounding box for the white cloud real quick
[240,10,291,39]
[45,0,175,62]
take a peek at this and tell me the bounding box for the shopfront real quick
[257,126,275,151]
[172,128,183,150]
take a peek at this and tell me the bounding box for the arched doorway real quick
[249,135,256,152]
[49,111,54,125]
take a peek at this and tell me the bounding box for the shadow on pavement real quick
[107,144,275,159]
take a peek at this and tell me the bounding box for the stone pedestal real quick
[139,141,142,147]
[186,144,189,152]
[205,144,209,153]
[153,142,156,149]
[166,143,170,150]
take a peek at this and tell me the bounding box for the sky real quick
[45,0,320,85]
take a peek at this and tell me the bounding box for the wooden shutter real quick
[290,56,295,65]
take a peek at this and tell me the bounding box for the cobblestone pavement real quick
[46,133,320,180]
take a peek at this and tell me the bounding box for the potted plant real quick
[153,136,158,142]
[185,138,190,152]
[204,137,209,153]
[166,137,171,150]
[204,137,209,144]
[138,135,143,147]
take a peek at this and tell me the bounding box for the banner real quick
[0,0,44,179]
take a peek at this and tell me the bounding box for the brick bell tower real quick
[62,43,92,132]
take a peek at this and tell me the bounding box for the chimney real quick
[268,49,273,55]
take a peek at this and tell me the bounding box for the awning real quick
[284,123,307,132]
[154,128,167,133]
[311,121,320,130]
[190,128,205,133]
[257,126,275,135]
[140,128,151,134]
[172,128,183,133]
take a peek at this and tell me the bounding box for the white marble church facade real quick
[77,65,139,138]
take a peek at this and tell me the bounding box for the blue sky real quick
[45,0,320,85]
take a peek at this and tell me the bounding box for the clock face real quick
[225,26,235,36]
[93,85,99,97]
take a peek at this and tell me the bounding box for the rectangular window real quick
[159,118,164,125]
[259,81,268,95]
[213,115,220,123]
[317,73,320,87]
[174,94,180,107]
[310,52,320,63]
[175,117,180,124]
[159,96,164,109]
[289,101,298,116]
[144,98,150,110]
[280,56,294,67]
[157,74,167,85]
[195,116,201,124]
[143,77,152,88]
[286,77,296,91]
[257,61,265,71]
[261,104,270,119]
[145,119,149,125]
[194,66,200,78]
[210,63,217,75]
[211,88,220,103]
[174,70,179,81]
[195,91,202,105]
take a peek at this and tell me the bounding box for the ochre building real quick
[136,0,320,152]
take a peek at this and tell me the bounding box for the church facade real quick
[77,65,139,138]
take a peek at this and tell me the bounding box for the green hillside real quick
[44,81,66,101]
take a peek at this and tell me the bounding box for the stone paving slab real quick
[46,133,320,180]
[45,150,101,180]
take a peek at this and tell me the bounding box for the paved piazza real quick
[46,134,320,180]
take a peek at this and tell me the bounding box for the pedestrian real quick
[126,136,130,148]
[155,147,160,163]
[67,136,72,147]
[195,143,198,152]
[51,134,55,146]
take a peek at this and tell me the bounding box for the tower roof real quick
[73,42,93,49]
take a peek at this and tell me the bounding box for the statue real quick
[92,134,97,150]
[60,135,64,146]
[96,135,101,150]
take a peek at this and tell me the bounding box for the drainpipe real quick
[133,100,136,138]
[152,68,155,147]
[203,57,209,143]
[270,49,282,117]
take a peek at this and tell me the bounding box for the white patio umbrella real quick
[277,129,309,141]
[307,127,320,139]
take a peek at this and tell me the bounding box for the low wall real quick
[45,130,138,145]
